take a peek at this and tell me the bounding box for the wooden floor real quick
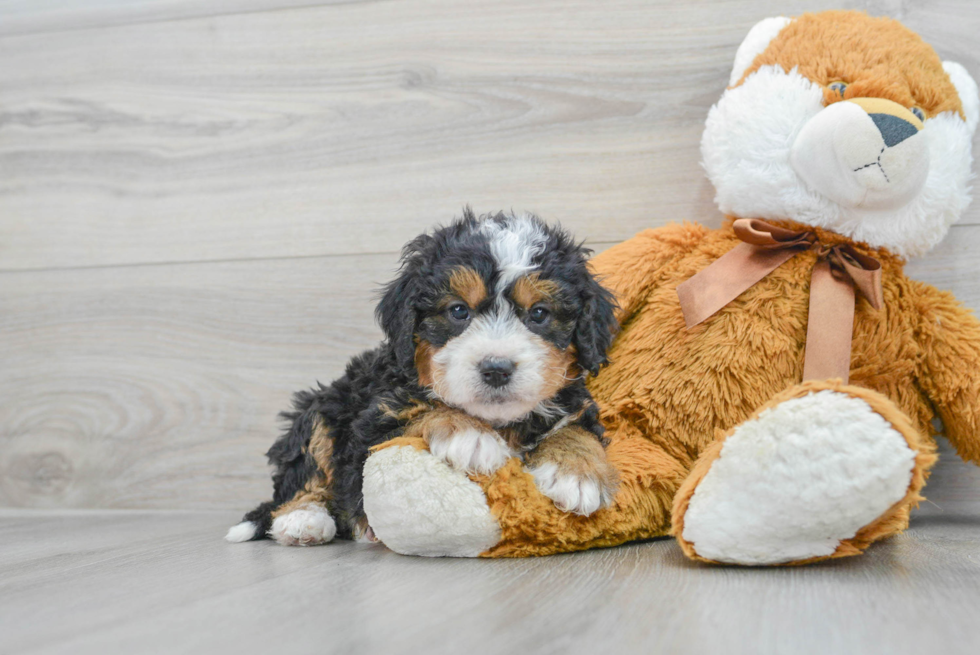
[5,472,980,655]
[3,1,980,653]
[3,442,979,655]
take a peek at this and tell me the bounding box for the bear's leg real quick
[362,421,684,557]
[361,439,503,557]
[672,380,935,565]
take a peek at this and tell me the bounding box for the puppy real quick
[225,209,619,547]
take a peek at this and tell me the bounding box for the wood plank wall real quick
[2,0,979,510]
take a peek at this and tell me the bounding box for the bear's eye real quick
[828,81,848,97]
[447,303,470,322]
[911,107,925,121]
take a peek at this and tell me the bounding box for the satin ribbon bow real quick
[676,218,883,384]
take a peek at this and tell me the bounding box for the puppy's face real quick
[418,267,577,424]
[378,211,617,425]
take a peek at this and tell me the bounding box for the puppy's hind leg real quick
[269,501,337,547]
[268,416,339,547]
[227,402,339,546]
[226,475,338,547]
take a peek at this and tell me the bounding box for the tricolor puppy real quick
[226,210,619,547]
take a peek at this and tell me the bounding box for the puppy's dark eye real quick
[829,81,847,97]
[448,303,470,321]
[911,107,925,121]
[528,306,550,324]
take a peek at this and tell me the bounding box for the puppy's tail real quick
[224,500,277,543]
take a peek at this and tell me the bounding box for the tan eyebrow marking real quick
[511,272,560,309]
[448,267,488,308]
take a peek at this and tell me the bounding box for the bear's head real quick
[702,11,979,258]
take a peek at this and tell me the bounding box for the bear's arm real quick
[589,223,708,324]
[913,281,980,465]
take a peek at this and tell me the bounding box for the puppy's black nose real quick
[479,358,515,388]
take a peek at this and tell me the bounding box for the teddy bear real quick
[359,10,980,565]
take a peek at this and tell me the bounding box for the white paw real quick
[530,463,611,516]
[428,427,513,475]
[682,390,916,565]
[224,520,258,543]
[269,505,337,546]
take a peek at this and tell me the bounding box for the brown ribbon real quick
[676,218,883,384]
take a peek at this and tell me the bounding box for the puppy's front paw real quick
[530,463,616,516]
[428,427,513,475]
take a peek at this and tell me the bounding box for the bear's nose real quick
[790,95,929,211]
[845,97,923,147]
[479,357,515,388]
[869,113,919,148]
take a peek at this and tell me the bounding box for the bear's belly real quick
[587,251,929,458]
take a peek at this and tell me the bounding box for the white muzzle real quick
[791,97,928,211]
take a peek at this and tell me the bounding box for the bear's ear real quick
[729,16,793,87]
[943,61,980,134]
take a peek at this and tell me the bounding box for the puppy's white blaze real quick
[428,427,513,475]
[431,309,553,424]
[224,521,257,543]
[269,505,337,547]
[703,64,975,258]
[530,463,603,516]
[480,212,548,290]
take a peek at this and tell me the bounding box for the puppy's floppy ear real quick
[572,260,619,376]
[376,233,433,372]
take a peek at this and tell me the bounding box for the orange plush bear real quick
[361,11,980,564]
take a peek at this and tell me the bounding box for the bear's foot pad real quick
[681,390,916,565]
[362,445,501,557]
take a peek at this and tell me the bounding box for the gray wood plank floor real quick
[3,440,979,655]
[2,1,980,653]
[5,500,980,654]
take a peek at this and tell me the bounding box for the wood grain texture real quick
[1,0,978,271]
[2,230,979,511]
[0,1,336,37]
[2,0,980,513]
[2,498,980,655]
[2,4,980,649]
[0,252,385,509]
